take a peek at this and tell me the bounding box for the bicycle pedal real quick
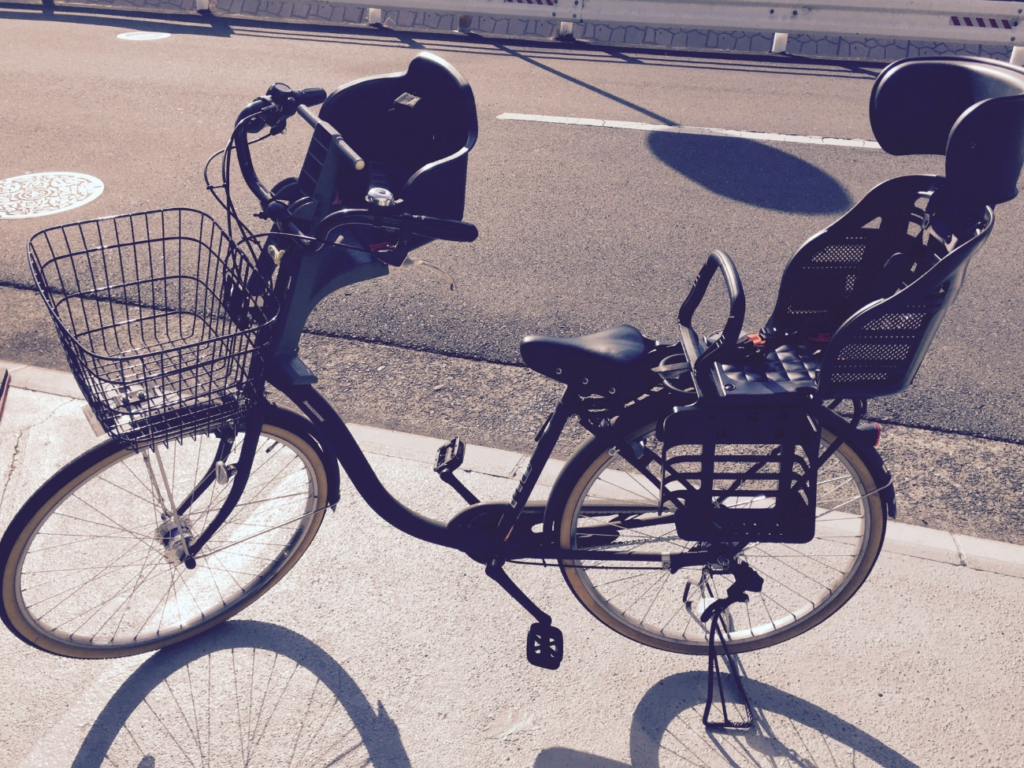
[526,623,563,670]
[434,437,466,475]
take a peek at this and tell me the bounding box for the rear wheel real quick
[0,409,330,659]
[553,404,888,655]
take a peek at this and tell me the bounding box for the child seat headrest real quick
[870,57,1024,206]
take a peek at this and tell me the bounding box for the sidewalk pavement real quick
[1,361,1022,767]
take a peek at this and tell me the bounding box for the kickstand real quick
[698,561,763,730]
[702,604,753,729]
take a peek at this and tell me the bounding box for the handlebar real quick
[228,83,475,255]
[232,103,274,208]
[241,84,328,133]
[232,83,365,210]
[314,208,478,260]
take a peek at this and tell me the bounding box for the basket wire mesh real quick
[28,208,278,450]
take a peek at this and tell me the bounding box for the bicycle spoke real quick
[26,545,155,616]
[590,471,659,503]
[637,571,672,625]
[6,420,326,655]
[197,507,325,558]
[53,504,155,545]
[591,569,662,591]
[96,473,161,506]
[51,554,167,634]
[561,417,882,651]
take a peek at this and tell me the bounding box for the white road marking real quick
[497,113,881,149]
[117,31,171,41]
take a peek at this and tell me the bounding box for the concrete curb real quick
[3,359,1023,580]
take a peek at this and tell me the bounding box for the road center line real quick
[496,113,881,149]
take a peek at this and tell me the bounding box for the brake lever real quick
[372,213,456,289]
[268,116,287,136]
[239,97,274,134]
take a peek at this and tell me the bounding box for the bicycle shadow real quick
[70,620,411,768]
[647,130,852,215]
[536,670,918,767]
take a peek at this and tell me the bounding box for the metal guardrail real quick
[353,0,1021,46]
[31,0,1024,60]
[347,0,1024,61]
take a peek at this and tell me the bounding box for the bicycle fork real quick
[175,402,268,568]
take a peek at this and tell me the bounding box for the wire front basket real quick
[28,208,278,450]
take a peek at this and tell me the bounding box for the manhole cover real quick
[117,31,171,41]
[0,173,104,219]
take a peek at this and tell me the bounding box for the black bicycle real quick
[3,55,1022,689]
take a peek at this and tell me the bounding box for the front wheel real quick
[552,403,889,655]
[0,408,331,659]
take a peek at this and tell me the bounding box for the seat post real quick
[497,389,579,542]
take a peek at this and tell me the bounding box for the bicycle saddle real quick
[521,324,655,397]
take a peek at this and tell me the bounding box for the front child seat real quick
[314,52,477,223]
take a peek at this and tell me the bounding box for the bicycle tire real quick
[0,408,331,659]
[551,401,889,655]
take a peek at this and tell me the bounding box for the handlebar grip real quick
[295,87,327,107]
[406,215,478,243]
[333,133,366,173]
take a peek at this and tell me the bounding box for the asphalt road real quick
[2,6,1023,442]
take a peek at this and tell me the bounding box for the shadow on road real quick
[493,40,678,125]
[647,131,852,214]
[70,620,411,768]
[535,670,919,767]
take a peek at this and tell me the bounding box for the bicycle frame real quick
[255,216,711,564]
[182,83,722,576]
[170,216,715,572]
[264,365,712,569]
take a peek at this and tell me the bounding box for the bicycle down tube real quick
[263,363,714,569]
